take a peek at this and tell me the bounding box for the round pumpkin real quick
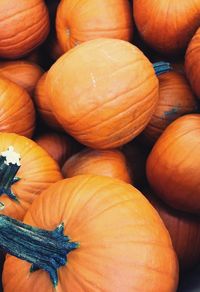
[47,38,159,149]
[144,187,200,271]
[35,132,71,167]
[133,0,200,55]
[0,76,35,138]
[56,0,133,53]
[142,70,197,145]
[0,0,50,59]
[185,27,200,98]
[3,175,178,291]
[0,132,62,220]
[0,61,43,95]
[146,114,200,214]
[62,148,132,183]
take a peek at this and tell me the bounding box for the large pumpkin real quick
[47,38,159,149]
[0,76,35,138]
[133,0,200,55]
[185,27,200,98]
[62,148,132,183]
[56,0,133,53]
[0,0,50,59]
[0,133,62,220]
[146,114,200,214]
[2,176,178,291]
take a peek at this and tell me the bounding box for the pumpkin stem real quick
[0,214,79,287]
[0,146,21,203]
[153,61,172,76]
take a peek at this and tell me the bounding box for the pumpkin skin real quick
[146,114,200,214]
[144,188,200,271]
[133,0,200,55]
[0,0,50,59]
[56,0,133,53]
[142,71,197,145]
[0,76,35,138]
[3,175,178,291]
[0,133,62,221]
[47,38,159,149]
[0,61,43,95]
[185,27,200,98]
[35,132,71,167]
[62,148,132,183]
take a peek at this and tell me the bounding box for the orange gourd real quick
[0,132,62,220]
[133,0,200,55]
[147,114,200,214]
[56,0,133,53]
[185,27,200,98]
[0,61,43,95]
[35,132,71,166]
[0,76,35,138]
[3,176,178,291]
[0,1,50,59]
[47,38,159,149]
[62,148,132,183]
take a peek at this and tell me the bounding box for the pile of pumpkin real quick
[0,0,199,291]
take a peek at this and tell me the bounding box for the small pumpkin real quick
[133,0,200,55]
[0,61,43,95]
[146,114,200,214]
[0,0,50,59]
[185,27,200,98]
[62,148,132,183]
[35,132,71,167]
[56,0,133,53]
[0,76,35,138]
[0,132,62,220]
[2,175,178,291]
[142,62,198,145]
[47,38,159,149]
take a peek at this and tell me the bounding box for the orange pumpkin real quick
[3,176,178,291]
[185,27,200,98]
[143,68,197,145]
[56,0,133,53]
[147,114,200,214]
[0,0,50,59]
[0,132,62,220]
[35,132,71,167]
[144,187,200,271]
[0,76,35,138]
[47,38,159,149]
[62,148,132,183]
[133,0,200,55]
[0,61,43,95]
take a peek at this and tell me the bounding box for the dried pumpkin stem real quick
[0,214,79,287]
[153,61,172,76]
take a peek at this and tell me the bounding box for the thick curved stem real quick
[153,61,172,76]
[0,215,79,287]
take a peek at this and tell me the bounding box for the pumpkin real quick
[0,76,35,138]
[142,63,198,145]
[133,0,200,55]
[34,73,63,130]
[185,27,200,98]
[56,0,133,53]
[0,132,62,220]
[2,175,178,291]
[144,187,200,271]
[0,0,50,59]
[62,148,132,183]
[0,61,43,95]
[146,114,200,214]
[35,132,71,167]
[47,38,159,149]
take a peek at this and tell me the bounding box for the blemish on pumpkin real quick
[66,28,70,37]
[0,202,4,210]
[90,73,97,88]
[164,107,178,117]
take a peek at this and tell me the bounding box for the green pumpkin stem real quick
[0,214,79,287]
[153,61,172,76]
